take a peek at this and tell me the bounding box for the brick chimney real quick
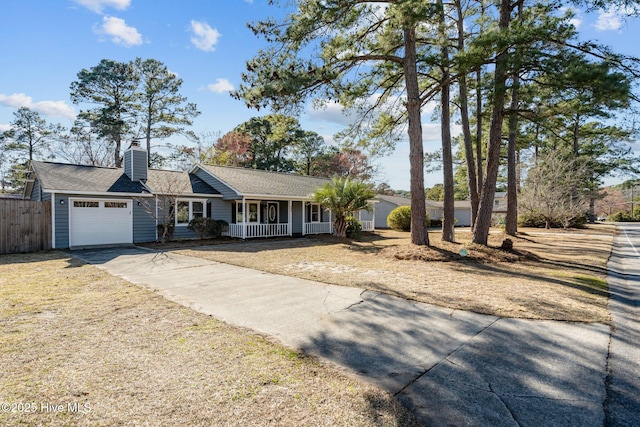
[124,141,148,182]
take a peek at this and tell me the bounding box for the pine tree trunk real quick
[475,69,483,201]
[115,133,122,168]
[455,0,479,229]
[505,71,520,236]
[404,27,429,246]
[439,8,455,241]
[472,0,511,245]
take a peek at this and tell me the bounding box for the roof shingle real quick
[197,164,330,198]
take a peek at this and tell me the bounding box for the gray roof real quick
[376,194,471,209]
[146,169,220,196]
[376,194,412,206]
[29,161,219,196]
[197,164,331,198]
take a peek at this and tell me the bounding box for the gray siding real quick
[173,225,198,240]
[124,148,148,182]
[453,208,472,227]
[279,201,288,223]
[292,201,303,234]
[194,168,239,200]
[133,200,157,243]
[210,198,232,223]
[54,194,69,249]
[374,200,399,229]
[29,180,42,201]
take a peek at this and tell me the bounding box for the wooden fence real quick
[0,200,52,254]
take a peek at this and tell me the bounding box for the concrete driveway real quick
[73,244,612,426]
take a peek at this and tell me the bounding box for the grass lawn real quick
[176,225,615,324]
[0,252,417,427]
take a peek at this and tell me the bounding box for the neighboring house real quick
[25,143,375,249]
[492,191,508,225]
[375,194,443,229]
[374,194,473,228]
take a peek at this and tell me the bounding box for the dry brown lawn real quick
[0,252,417,427]
[177,225,615,324]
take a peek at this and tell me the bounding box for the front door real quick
[266,202,279,224]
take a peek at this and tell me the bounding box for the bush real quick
[607,211,636,222]
[518,212,587,229]
[387,206,412,231]
[345,216,362,239]
[187,217,228,239]
[214,219,229,236]
[387,206,430,231]
[157,223,174,242]
[429,219,442,228]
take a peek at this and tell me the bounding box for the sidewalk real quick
[73,246,610,426]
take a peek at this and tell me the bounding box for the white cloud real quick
[95,16,143,47]
[595,10,622,31]
[307,102,354,126]
[559,7,582,29]
[570,16,583,29]
[72,0,130,14]
[0,93,76,121]
[0,124,11,132]
[207,79,235,93]
[190,20,220,52]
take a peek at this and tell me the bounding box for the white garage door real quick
[70,199,133,247]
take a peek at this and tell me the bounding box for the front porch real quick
[223,198,374,239]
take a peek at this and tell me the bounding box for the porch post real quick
[242,197,246,239]
[288,200,292,236]
[302,202,306,236]
[329,209,333,234]
[371,201,376,230]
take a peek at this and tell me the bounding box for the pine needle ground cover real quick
[180,226,614,323]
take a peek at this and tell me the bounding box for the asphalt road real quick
[605,223,640,426]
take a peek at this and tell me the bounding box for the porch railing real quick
[361,220,374,231]
[304,222,333,235]
[226,223,290,239]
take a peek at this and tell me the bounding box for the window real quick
[177,201,189,224]
[236,202,259,223]
[105,202,127,208]
[192,201,204,218]
[172,200,207,225]
[74,201,98,208]
[248,203,258,222]
[310,204,320,223]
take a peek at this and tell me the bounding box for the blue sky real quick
[0,0,638,190]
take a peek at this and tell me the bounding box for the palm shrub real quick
[312,177,374,238]
[345,216,362,238]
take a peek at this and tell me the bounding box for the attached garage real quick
[69,198,133,247]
